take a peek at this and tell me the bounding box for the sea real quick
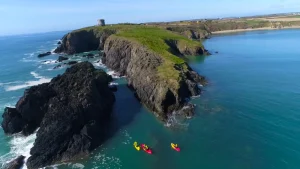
[0,29,300,169]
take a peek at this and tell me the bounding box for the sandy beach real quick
[212,26,300,34]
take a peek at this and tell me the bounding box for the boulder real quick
[3,155,25,169]
[1,62,115,169]
[57,41,61,45]
[37,52,51,58]
[57,56,68,62]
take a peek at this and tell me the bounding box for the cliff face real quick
[55,25,207,120]
[1,62,115,168]
[103,36,205,119]
[165,26,211,40]
[54,29,115,54]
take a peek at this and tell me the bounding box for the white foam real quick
[69,163,85,169]
[92,60,105,68]
[0,133,37,169]
[24,53,35,58]
[107,71,121,79]
[165,111,190,128]
[0,81,22,87]
[109,82,119,86]
[30,71,43,79]
[4,72,51,91]
[20,57,38,63]
[41,60,57,65]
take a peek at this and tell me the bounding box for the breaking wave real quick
[0,133,37,169]
[4,72,51,91]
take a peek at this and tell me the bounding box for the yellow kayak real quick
[171,143,180,152]
[134,141,140,151]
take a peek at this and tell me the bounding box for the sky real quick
[0,0,300,35]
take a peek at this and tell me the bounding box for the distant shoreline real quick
[212,26,300,34]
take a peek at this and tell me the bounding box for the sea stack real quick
[1,62,115,168]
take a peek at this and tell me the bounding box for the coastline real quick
[212,26,300,34]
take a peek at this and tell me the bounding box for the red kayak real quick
[171,143,181,152]
[141,144,152,154]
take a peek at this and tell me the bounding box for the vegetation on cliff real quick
[55,25,207,119]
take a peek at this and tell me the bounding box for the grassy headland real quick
[74,25,205,88]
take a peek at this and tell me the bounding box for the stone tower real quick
[97,19,105,26]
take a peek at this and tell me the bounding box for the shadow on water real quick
[106,81,142,141]
[185,55,207,64]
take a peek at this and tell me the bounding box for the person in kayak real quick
[144,145,149,150]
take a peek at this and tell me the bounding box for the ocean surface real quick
[0,29,300,169]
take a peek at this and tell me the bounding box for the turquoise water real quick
[1,29,300,169]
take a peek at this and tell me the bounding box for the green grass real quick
[116,26,202,86]
[76,25,203,88]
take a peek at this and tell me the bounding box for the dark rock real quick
[82,55,87,57]
[87,53,94,57]
[57,56,68,62]
[57,41,61,45]
[3,155,25,169]
[54,29,116,54]
[181,103,196,117]
[1,107,25,134]
[215,51,219,54]
[1,62,115,169]
[67,61,77,65]
[37,52,51,58]
[53,65,62,69]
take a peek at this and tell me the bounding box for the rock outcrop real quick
[37,52,51,58]
[166,26,211,40]
[54,29,116,54]
[3,156,25,169]
[55,26,207,120]
[103,36,205,119]
[57,56,68,62]
[1,62,115,168]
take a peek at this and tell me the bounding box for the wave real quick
[92,60,105,68]
[165,109,190,128]
[41,60,57,65]
[24,53,35,58]
[0,133,36,169]
[0,81,23,87]
[4,72,51,91]
[93,153,122,168]
[20,57,39,63]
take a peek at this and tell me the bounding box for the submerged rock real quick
[37,52,51,58]
[67,61,77,65]
[57,56,68,62]
[53,64,62,69]
[3,155,25,169]
[1,62,115,169]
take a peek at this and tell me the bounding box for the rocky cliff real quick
[1,62,115,168]
[55,25,207,120]
[54,28,116,54]
[103,35,205,119]
[165,26,211,40]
